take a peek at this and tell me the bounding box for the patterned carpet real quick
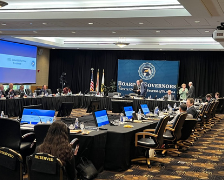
[96,114,224,180]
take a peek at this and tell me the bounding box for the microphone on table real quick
[31,111,42,123]
[84,89,89,95]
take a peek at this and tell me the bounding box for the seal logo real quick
[138,62,156,80]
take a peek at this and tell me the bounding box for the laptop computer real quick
[21,109,55,125]
[123,106,134,120]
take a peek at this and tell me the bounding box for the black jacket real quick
[133,85,140,95]
[187,85,195,98]
[187,106,197,118]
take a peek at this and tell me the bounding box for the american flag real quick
[90,70,94,91]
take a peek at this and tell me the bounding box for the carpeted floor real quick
[24,110,224,179]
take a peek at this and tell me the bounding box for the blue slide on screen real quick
[94,110,110,127]
[140,104,150,115]
[124,106,133,119]
[21,109,55,125]
[0,40,37,83]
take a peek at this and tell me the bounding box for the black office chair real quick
[0,147,23,180]
[162,113,187,156]
[34,90,41,96]
[47,89,52,94]
[86,100,100,113]
[57,102,74,117]
[0,118,36,161]
[26,89,33,96]
[34,124,51,147]
[27,153,64,180]
[132,116,170,167]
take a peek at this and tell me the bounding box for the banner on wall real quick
[117,60,179,98]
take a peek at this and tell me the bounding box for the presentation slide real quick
[117,60,179,98]
[95,110,110,127]
[0,40,37,83]
[21,109,55,125]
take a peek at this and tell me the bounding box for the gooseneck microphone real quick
[31,111,42,123]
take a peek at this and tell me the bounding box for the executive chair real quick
[47,89,52,94]
[132,116,170,167]
[34,124,51,147]
[162,113,187,156]
[57,102,74,117]
[27,153,64,180]
[26,89,33,96]
[34,90,41,96]
[0,147,23,180]
[0,118,36,161]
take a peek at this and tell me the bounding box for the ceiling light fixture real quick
[156,31,160,33]
[114,42,130,48]
[72,31,76,33]
[1,23,6,25]
[139,22,144,25]
[33,31,37,33]
[112,31,116,33]
[195,21,200,23]
[0,1,8,8]
[205,30,209,33]
[88,22,93,25]
[42,23,47,25]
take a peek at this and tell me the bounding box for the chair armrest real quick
[70,138,79,156]
[165,127,175,131]
[135,132,158,146]
[22,132,35,142]
[166,124,172,127]
[143,129,155,132]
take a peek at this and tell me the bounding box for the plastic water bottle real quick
[1,111,4,118]
[138,109,141,120]
[120,113,124,124]
[75,118,79,129]
[45,92,48,96]
[174,103,177,109]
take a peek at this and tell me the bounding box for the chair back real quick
[205,101,215,121]
[27,153,64,180]
[34,124,51,147]
[0,147,23,180]
[26,89,33,96]
[57,102,74,117]
[171,113,187,141]
[211,101,219,118]
[0,118,21,151]
[180,119,197,140]
[154,116,170,146]
[34,90,41,96]
[47,89,52,94]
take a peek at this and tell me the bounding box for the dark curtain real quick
[49,50,224,98]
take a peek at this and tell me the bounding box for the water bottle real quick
[149,95,151,99]
[174,103,177,109]
[75,118,79,129]
[1,111,4,118]
[120,113,124,124]
[138,109,141,120]
[45,92,48,96]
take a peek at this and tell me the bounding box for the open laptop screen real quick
[21,109,55,125]
[94,110,110,127]
[140,104,150,115]
[123,106,133,119]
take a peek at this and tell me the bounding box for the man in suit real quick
[168,104,193,124]
[5,83,14,96]
[187,82,195,98]
[16,85,25,96]
[139,79,147,97]
[164,90,176,101]
[205,94,213,103]
[0,84,5,97]
[40,85,47,95]
[186,98,197,118]
[133,80,140,95]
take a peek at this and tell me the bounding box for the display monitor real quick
[93,110,110,127]
[21,109,55,125]
[123,106,133,119]
[0,40,37,83]
[140,104,150,115]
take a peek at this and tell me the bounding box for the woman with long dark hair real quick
[37,121,76,180]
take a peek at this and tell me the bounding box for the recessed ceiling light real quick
[195,21,200,23]
[205,30,209,33]
[52,48,55,49]
[88,22,93,25]
[30,23,32,25]
[1,23,6,26]
[72,31,76,33]
[191,49,194,50]
[112,31,116,33]
[156,31,160,33]
[42,23,47,25]
[160,49,162,50]
[139,22,144,25]
[77,48,79,49]
[33,31,37,33]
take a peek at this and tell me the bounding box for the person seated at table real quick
[0,84,5,97]
[63,87,72,95]
[40,85,47,95]
[17,85,25,95]
[168,104,193,124]
[36,121,77,180]
[186,98,197,118]
[133,80,140,95]
[215,92,220,100]
[5,83,14,96]
[163,90,176,101]
[205,94,213,103]
[179,83,188,101]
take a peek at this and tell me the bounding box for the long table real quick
[0,96,179,117]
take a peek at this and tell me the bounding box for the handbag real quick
[77,157,98,180]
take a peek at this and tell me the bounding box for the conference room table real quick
[21,119,158,172]
[0,95,179,117]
